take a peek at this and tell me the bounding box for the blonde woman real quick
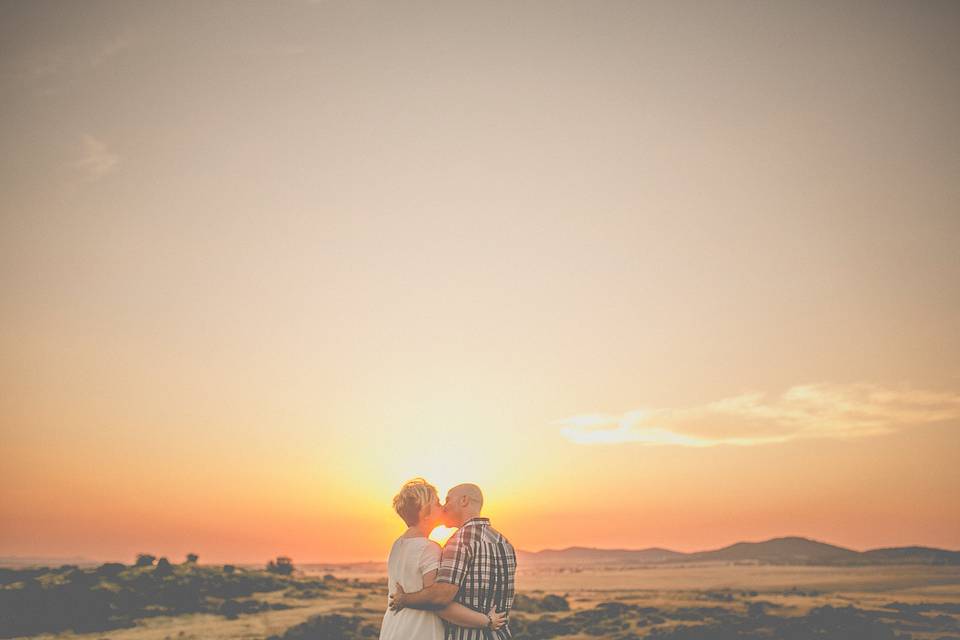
[380,478,505,640]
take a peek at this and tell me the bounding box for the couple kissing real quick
[380,479,517,640]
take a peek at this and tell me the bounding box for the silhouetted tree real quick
[223,564,236,574]
[154,557,173,576]
[185,553,199,564]
[135,553,156,567]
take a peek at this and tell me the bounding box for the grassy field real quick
[516,562,960,593]
[5,563,960,640]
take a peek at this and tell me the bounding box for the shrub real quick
[266,556,294,576]
[134,554,156,567]
[154,558,173,576]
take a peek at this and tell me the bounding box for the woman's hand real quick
[389,583,407,612]
[487,607,507,631]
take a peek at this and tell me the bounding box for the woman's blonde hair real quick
[392,478,438,527]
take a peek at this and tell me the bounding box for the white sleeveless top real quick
[379,536,444,640]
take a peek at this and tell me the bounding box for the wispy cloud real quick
[14,31,134,96]
[556,383,960,447]
[89,32,133,67]
[74,134,120,182]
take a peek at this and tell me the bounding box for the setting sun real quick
[429,526,457,546]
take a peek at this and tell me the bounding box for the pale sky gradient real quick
[1,0,959,564]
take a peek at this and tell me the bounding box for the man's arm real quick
[391,529,473,612]
[389,581,458,611]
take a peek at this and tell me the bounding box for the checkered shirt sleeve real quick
[436,527,473,587]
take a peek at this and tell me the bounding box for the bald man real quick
[390,483,517,640]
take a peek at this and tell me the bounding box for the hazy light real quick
[429,526,457,546]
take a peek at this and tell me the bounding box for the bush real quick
[513,593,570,613]
[267,613,379,640]
[154,558,173,576]
[266,556,294,576]
[220,598,242,619]
[134,554,156,567]
[96,562,126,577]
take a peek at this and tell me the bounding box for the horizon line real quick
[4,534,958,567]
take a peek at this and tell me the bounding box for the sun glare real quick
[430,525,456,545]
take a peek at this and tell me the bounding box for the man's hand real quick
[388,583,407,612]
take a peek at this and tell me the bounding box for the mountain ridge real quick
[517,536,960,566]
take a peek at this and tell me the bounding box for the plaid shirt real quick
[436,517,517,640]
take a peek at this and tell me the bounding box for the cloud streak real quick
[88,32,133,68]
[74,134,120,182]
[556,383,960,447]
[13,31,134,97]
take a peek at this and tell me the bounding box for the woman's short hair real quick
[392,478,437,527]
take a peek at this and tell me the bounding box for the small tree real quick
[135,553,156,567]
[154,557,173,576]
[185,553,199,564]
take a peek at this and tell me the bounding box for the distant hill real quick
[0,556,100,568]
[861,546,960,565]
[518,537,960,567]
[518,546,684,565]
[680,536,862,565]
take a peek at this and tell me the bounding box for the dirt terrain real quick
[7,563,960,640]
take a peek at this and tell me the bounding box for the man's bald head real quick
[442,483,484,527]
[448,483,483,508]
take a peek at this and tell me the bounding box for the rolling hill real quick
[517,546,684,565]
[518,536,959,566]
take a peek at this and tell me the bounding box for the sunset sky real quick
[2,1,959,565]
